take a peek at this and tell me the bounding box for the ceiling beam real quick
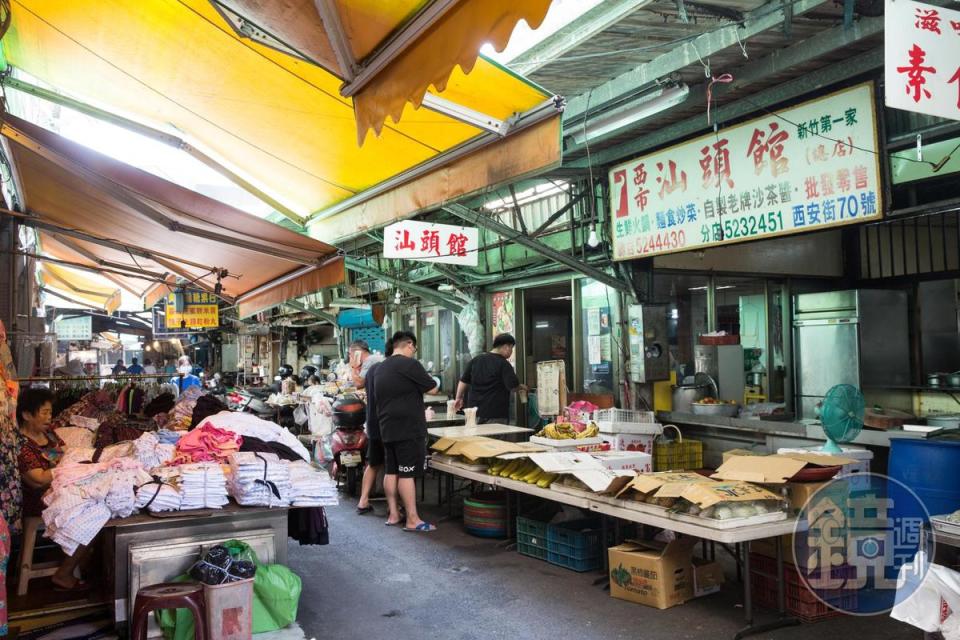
[563,0,830,123]
[566,43,884,169]
[345,257,465,312]
[339,0,459,97]
[442,203,629,294]
[430,264,469,289]
[38,285,101,311]
[564,15,883,156]
[509,0,655,76]
[3,208,217,272]
[284,299,338,324]
[313,0,359,81]
[2,76,306,226]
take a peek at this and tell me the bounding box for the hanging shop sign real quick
[383,220,479,266]
[54,315,92,341]
[608,83,882,260]
[885,0,960,122]
[164,289,219,330]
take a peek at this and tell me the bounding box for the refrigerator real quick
[793,290,910,420]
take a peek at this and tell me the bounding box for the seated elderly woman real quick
[17,387,90,591]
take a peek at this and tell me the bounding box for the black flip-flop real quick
[356,505,374,515]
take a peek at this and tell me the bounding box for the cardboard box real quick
[680,481,781,508]
[782,481,829,514]
[615,471,713,501]
[527,452,635,493]
[608,538,724,609]
[712,453,854,484]
[592,451,652,472]
[721,448,768,463]
[601,432,656,454]
[692,558,725,597]
[430,436,547,462]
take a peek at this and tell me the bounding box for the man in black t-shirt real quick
[375,331,439,532]
[455,333,523,424]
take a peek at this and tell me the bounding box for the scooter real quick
[330,394,367,497]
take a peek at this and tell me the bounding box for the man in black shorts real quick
[376,331,439,532]
[356,339,390,514]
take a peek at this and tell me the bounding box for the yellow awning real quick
[39,262,121,313]
[2,1,559,229]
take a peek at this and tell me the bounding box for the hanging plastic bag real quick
[293,403,308,426]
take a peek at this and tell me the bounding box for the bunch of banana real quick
[534,422,576,439]
[536,472,558,488]
[520,465,543,484]
[509,460,539,480]
[498,459,525,478]
[487,459,508,476]
[574,422,600,439]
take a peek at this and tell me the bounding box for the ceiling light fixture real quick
[587,226,600,248]
[570,84,690,145]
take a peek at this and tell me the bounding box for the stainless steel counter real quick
[105,504,289,632]
[657,411,928,468]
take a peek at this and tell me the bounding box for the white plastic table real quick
[427,424,534,440]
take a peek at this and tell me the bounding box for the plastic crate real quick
[546,519,603,573]
[653,425,703,471]
[749,552,858,623]
[547,549,601,572]
[593,409,657,433]
[516,516,549,562]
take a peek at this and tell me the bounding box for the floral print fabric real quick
[0,319,21,534]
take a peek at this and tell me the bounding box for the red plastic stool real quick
[130,582,208,640]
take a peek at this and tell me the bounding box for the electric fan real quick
[818,384,865,454]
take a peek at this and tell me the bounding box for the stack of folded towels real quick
[227,452,291,507]
[178,462,229,509]
[135,468,183,513]
[288,460,339,507]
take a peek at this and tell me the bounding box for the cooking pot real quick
[926,414,960,429]
[947,372,960,388]
[746,372,764,387]
[927,373,944,388]
[673,384,711,413]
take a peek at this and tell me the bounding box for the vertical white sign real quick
[885,0,960,122]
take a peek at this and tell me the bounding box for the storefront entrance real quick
[521,282,574,396]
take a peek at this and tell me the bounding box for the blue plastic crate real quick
[547,519,603,561]
[517,515,549,539]
[547,549,601,572]
[518,538,549,561]
[516,515,549,562]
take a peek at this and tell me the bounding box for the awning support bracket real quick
[345,257,464,312]
[442,203,629,294]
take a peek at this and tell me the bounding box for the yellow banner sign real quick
[164,291,219,329]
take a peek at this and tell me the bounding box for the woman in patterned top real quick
[17,387,88,591]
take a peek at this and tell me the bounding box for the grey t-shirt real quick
[359,354,384,382]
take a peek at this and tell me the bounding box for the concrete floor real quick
[289,491,918,640]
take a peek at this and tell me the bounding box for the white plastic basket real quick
[593,409,660,435]
[593,409,656,424]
